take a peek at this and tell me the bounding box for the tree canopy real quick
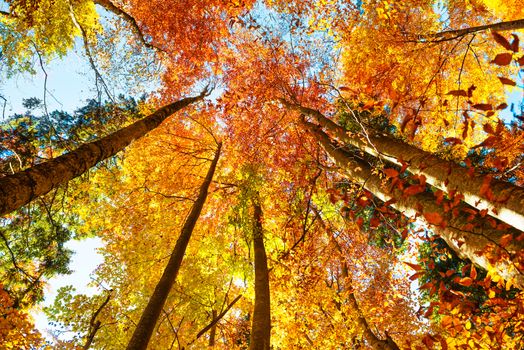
[1,0,524,349]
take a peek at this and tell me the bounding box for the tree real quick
[2,1,524,349]
[126,142,221,350]
[0,92,205,216]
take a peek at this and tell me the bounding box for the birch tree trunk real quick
[301,119,524,288]
[249,200,271,350]
[283,101,524,233]
[0,92,205,217]
[125,142,221,350]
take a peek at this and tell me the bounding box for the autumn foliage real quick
[1,0,524,349]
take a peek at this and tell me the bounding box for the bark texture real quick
[249,201,271,350]
[283,101,524,232]
[301,119,524,288]
[424,18,524,40]
[0,93,204,217]
[125,142,222,350]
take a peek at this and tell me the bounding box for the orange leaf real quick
[498,77,516,86]
[458,277,473,287]
[500,234,513,248]
[404,261,422,271]
[492,31,512,51]
[404,185,425,197]
[446,89,468,97]
[383,168,399,178]
[491,53,513,66]
[483,123,496,135]
[470,265,477,280]
[472,103,493,111]
[424,212,443,225]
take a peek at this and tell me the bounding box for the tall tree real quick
[126,142,221,350]
[0,92,205,217]
[249,199,271,350]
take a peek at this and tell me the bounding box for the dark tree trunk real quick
[249,201,271,350]
[125,142,222,350]
[0,92,206,217]
[209,309,217,347]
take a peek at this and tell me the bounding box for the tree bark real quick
[283,100,524,233]
[300,119,524,288]
[208,309,217,347]
[125,142,222,350]
[249,201,271,350]
[0,92,205,217]
[422,18,524,40]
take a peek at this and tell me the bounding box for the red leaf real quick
[467,85,476,98]
[370,217,380,228]
[404,185,425,197]
[472,103,493,111]
[500,234,513,248]
[519,55,524,67]
[383,168,399,178]
[510,34,519,53]
[424,212,443,225]
[339,86,351,91]
[491,53,513,66]
[492,31,512,51]
[446,89,468,97]
[496,103,509,110]
[458,277,473,287]
[483,123,495,135]
[498,76,516,86]
[470,265,477,280]
[404,262,422,271]
[409,271,424,281]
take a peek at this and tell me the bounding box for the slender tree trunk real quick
[316,209,400,350]
[249,201,271,350]
[283,101,524,233]
[209,309,217,347]
[0,92,205,217]
[126,142,222,350]
[301,119,524,288]
[422,18,524,40]
[193,294,242,342]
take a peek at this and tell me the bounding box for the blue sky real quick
[1,43,108,338]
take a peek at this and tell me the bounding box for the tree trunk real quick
[423,18,524,40]
[125,142,222,350]
[209,309,217,347]
[317,210,400,350]
[301,119,524,288]
[283,101,524,233]
[0,92,205,217]
[249,201,271,350]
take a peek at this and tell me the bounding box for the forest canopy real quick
[1,0,524,349]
